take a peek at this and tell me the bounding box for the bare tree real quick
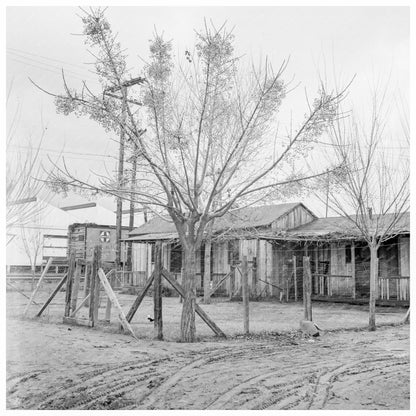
[20,221,43,290]
[6,80,55,233]
[42,9,348,342]
[322,86,409,331]
[6,128,51,232]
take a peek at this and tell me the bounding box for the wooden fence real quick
[378,276,410,301]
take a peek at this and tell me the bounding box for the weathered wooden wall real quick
[68,225,129,263]
[399,236,410,277]
[378,237,399,277]
[211,241,230,293]
[132,243,148,273]
[256,239,274,297]
[271,205,315,231]
[329,242,354,296]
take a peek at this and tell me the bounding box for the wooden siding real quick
[211,241,230,293]
[399,236,410,277]
[379,237,399,278]
[132,243,149,273]
[68,225,129,263]
[85,227,129,263]
[329,242,354,297]
[271,205,315,231]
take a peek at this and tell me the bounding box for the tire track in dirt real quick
[309,356,409,410]
[7,326,409,410]
[7,370,48,397]
[36,357,173,409]
[136,344,275,408]
[204,354,409,410]
[137,342,298,409]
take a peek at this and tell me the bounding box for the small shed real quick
[67,223,130,264]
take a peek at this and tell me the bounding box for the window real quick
[78,235,85,242]
[170,243,182,273]
[150,243,155,263]
[345,244,352,264]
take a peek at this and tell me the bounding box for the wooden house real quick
[126,204,410,305]
[126,203,317,295]
[272,212,410,305]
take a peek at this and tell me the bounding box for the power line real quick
[8,50,98,81]
[9,57,97,84]
[8,144,115,159]
[7,47,91,71]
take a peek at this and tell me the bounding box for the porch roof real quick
[124,232,179,242]
[262,212,410,241]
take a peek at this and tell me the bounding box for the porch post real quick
[314,246,319,295]
[351,241,356,299]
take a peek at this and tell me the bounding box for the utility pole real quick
[103,77,145,271]
[115,86,127,270]
[126,141,138,271]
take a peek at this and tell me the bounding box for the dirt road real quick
[7,318,409,410]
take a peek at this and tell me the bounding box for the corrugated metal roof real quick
[129,202,310,237]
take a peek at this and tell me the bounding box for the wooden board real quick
[97,268,138,340]
[36,273,68,317]
[70,294,90,318]
[63,316,93,327]
[125,272,155,323]
[70,260,82,312]
[64,253,76,317]
[89,246,101,325]
[24,257,54,315]
[209,269,232,298]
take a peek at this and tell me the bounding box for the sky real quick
[6,6,410,216]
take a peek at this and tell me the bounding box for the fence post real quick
[252,256,258,299]
[154,241,163,340]
[89,246,101,325]
[70,259,82,313]
[314,247,319,294]
[293,256,297,301]
[64,253,76,317]
[24,256,54,316]
[242,255,249,334]
[303,256,313,321]
[229,265,235,300]
[83,263,90,306]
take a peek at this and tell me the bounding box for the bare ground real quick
[6,282,410,410]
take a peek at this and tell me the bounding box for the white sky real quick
[6,6,410,216]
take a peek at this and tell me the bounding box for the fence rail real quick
[312,273,410,302]
[378,276,409,301]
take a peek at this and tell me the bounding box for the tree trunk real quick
[368,243,378,331]
[180,245,197,342]
[203,238,212,304]
[31,264,36,292]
